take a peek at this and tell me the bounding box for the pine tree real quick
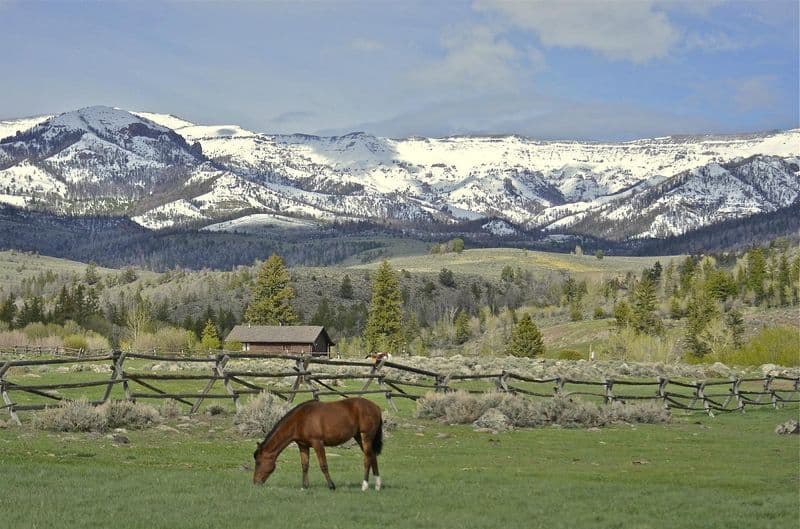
[311,297,335,328]
[244,254,298,325]
[339,274,354,299]
[506,313,544,358]
[364,260,403,353]
[200,319,221,351]
[724,309,745,349]
[746,248,767,303]
[613,300,632,330]
[0,294,17,327]
[631,278,663,335]
[777,253,791,306]
[454,311,471,345]
[685,288,718,357]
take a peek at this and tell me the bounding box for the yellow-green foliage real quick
[719,326,800,366]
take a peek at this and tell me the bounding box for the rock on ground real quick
[775,419,799,435]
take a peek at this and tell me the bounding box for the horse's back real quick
[296,398,380,445]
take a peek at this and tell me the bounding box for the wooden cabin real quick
[225,325,334,356]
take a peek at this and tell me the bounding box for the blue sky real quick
[1,0,797,139]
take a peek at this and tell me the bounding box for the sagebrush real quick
[415,391,670,429]
[234,392,290,437]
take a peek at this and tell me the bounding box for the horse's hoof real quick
[375,477,382,491]
[361,480,369,491]
[328,483,336,491]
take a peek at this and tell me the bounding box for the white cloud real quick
[408,25,547,94]
[411,25,526,92]
[475,0,680,63]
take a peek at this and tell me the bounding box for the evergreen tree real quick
[685,288,718,357]
[84,263,100,285]
[18,296,45,326]
[454,310,471,345]
[746,247,767,303]
[631,278,662,335]
[0,294,17,327]
[724,309,745,349]
[613,300,632,330]
[244,254,298,325]
[364,260,403,353]
[439,268,456,288]
[311,297,335,329]
[506,313,544,358]
[777,253,791,306]
[339,274,354,299]
[200,319,221,350]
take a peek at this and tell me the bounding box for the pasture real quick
[349,247,684,280]
[0,395,797,529]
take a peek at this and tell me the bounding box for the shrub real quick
[605,400,670,424]
[160,399,182,419]
[32,398,106,432]
[443,391,489,424]
[542,397,605,428]
[557,349,583,361]
[100,400,160,429]
[234,392,289,437]
[720,326,800,367]
[206,403,227,416]
[415,392,670,429]
[414,392,452,420]
[63,334,88,350]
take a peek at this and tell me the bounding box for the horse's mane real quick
[256,399,315,452]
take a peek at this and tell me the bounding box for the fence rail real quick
[1,348,798,426]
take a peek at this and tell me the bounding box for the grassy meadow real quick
[0,399,797,529]
[350,247,684,280]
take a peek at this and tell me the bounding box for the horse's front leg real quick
[298,444,310,489]
[311,440,336,490]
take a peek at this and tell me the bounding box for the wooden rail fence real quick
[1,349,798,426]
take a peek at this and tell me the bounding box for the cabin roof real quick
[226,325,334,345]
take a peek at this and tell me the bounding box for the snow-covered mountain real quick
[0,106,797,240]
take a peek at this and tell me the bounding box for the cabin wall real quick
[245,343,313,354]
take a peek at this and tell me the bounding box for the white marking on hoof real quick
[375,477,382,491]
[362,480,369,491]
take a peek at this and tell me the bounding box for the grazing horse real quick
[253,397,384,491]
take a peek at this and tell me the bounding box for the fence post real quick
[765,375,778,408]
[102,350,126,403]
[1,361,21,426]
[554,377,565,397]
[217,354,239,411]
[190,354,228,414]
[604,378,614,405]
[657,376,668,409]
[496,371,510,393]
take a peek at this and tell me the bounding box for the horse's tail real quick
[372,419,383,456]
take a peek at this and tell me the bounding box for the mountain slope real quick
[0,105,797,241]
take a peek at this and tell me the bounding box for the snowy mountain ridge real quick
[0,106,798,242]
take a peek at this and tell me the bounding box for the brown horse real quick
[253,397,384,491]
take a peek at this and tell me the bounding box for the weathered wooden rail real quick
[1,348,798,425]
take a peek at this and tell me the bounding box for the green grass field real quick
[1,395,797,529]
[350,248,684,280]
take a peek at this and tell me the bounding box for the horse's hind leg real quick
[370,453,381,491]
[360,433,372,491]
[311,440,336,490]
[298,444,310,489]
[360,432,381,491]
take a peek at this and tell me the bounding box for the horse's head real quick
[253,446,276,485]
